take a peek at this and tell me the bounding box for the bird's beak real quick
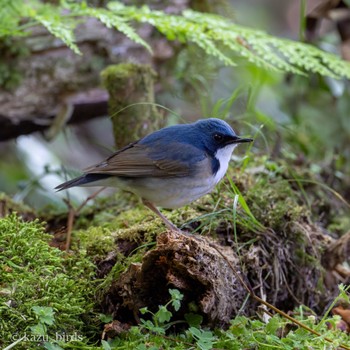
[227,136,253,144]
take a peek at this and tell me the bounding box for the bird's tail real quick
[55,174,111,191]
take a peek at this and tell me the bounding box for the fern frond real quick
[31,4,80,54]
[76,5,152,53]
[0,0,30,37]
[0,0,80,54]
[1,0,350,80]
[107,2,350,79]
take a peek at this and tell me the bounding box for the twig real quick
[63,187,106,251]
[209,243,350,350]
[159,334,194,347]
[66,205,75,253]
[75,188,106,214]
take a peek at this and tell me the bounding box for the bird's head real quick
[193,118,253,155]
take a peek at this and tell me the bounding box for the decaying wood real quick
[102,230,247,327]
[306,0,350,59]
[322,231,350,269]
[322,230,350,287]
[99,215,350,328]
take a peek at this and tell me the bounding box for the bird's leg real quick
[142,199,182,233]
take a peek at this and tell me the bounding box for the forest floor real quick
[1,155,350,349]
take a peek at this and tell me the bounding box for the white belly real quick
[124,176,217,208]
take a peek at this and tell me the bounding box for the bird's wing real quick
[83,141,205,178]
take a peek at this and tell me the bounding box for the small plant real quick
[30,306,56,336]
[187,327,216,350]
[137,289,217,350]
[139,289,184,334]
[102,289,216,350]
[30,306,64,350]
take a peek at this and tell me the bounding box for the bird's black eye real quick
[213,133,223,142]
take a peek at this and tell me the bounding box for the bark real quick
[0,10,176,141]
[102,230,247,328]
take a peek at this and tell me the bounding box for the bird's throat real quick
[213,144,237,184]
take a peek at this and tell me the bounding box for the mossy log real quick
[0,4,178,141]
[102,230,247,327]
[101,63,162,148]
[0,19,120,141]
[99,219,350,328]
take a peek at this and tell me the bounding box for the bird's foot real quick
[142,199,190,236]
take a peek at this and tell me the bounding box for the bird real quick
[56,118,253,232]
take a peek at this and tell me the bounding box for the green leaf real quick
[44,343,64,350]
[156,305,172,323]
[135,345,147,350]
[338,283,350,303]
[80,7,152,53]
[188,327,216,350]
[3,1,350,79]
[99,313,113,323]
[101,340,112,350]
[172,299,181,311]
[30,323,46,336]
[139,307,148,315]
[197,339,214,350]
[107,2,350,79]
[140,319,155,329]
[185,313,203,327]
[227,176,265,231]
[30,4,81,54]
[265,316,281,335]
[31,306,55,325]
[169,288,183,300]
[140,319,165,334]
[169,288,183,311]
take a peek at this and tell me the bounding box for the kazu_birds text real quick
[56,118,253,231]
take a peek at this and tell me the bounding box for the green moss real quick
[75,203,158,242]
[0,214,97,349]
[213,157,311,234]
[101,63,156,109]
[101,63,161,148]
[327,213,350,235]
[73,226,115,258]
[246,178,307,231]
[101,63,149,87]
[106,204,158,229]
